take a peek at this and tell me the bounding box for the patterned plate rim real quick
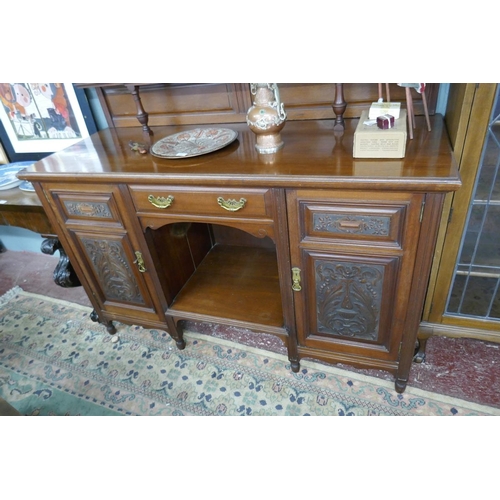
[150,128,238,159]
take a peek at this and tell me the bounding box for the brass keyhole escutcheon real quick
[291,267,302,292]
[217,197,247,212]
[134,251,147,273]
[148,194,174,209]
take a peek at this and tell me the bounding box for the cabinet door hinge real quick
[419,199,426,223]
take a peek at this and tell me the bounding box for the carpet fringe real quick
[0,286,24,306]
[20,290,93,312]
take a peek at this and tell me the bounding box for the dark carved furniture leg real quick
[41,237,81,288]
[332,83,347,131]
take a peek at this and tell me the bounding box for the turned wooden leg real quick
[332,83,346,131]
[125,84,153,144]
[287,341,300,372]
[414,338,427,363]
[90,309,119,342]
[395,378,408,394]
[414,334,431,363]
[41,237,81,288]
[289,358,300,373]
[166,317,186,350]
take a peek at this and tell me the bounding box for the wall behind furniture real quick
[0,226,45,253]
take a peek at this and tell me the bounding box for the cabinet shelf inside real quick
[168,244,284,329]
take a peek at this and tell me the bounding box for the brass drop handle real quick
[134,251,147,273]
[148,194,174,209]
[291,267,302,292]
[217,197,247,212]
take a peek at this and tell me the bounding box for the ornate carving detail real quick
[41,237,81,288]
[81,238,145,304]
[64,201,112,218]
[313,213,390,236]
[315,260,384,341]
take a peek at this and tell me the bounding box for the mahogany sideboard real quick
[18,115,460,393]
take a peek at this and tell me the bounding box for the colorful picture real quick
[0,83,93,157]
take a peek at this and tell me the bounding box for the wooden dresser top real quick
[19,116,460,192]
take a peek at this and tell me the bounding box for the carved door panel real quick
[41,183,165,325]
[66,228,162,323]
[295,249,404,359]
[287,189,425,362]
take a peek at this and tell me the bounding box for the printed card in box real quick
[368,101,401,119]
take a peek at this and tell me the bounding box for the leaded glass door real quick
[426,83,500,338]
[446,87,500,323]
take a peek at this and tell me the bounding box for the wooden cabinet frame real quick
[21,109,459,393]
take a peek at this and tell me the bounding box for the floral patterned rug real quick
[1,287,498,416]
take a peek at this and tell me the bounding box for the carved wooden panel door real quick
[287,189,425,364]
[42,183,165,325]
[67,228,162,324]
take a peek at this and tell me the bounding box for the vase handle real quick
[269,83,287,121]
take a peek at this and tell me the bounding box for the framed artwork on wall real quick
[0,83,97,162]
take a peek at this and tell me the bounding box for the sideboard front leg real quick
[90,309,119,342]
[395,377,408,394]
[286,333,300,373]
[289,357,300,373]
[41,237,81,288]
[166,317,186,350]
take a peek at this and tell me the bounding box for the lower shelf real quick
[168,244,285,329]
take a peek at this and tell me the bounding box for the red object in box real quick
[377,114,395,129]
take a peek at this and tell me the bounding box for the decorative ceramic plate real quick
[19,181,35,192]
[0,161,35,191]
[151,128,238,159]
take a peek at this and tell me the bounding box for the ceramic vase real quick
[246,83,287,154]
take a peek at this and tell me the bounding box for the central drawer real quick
[129,185,273,220]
